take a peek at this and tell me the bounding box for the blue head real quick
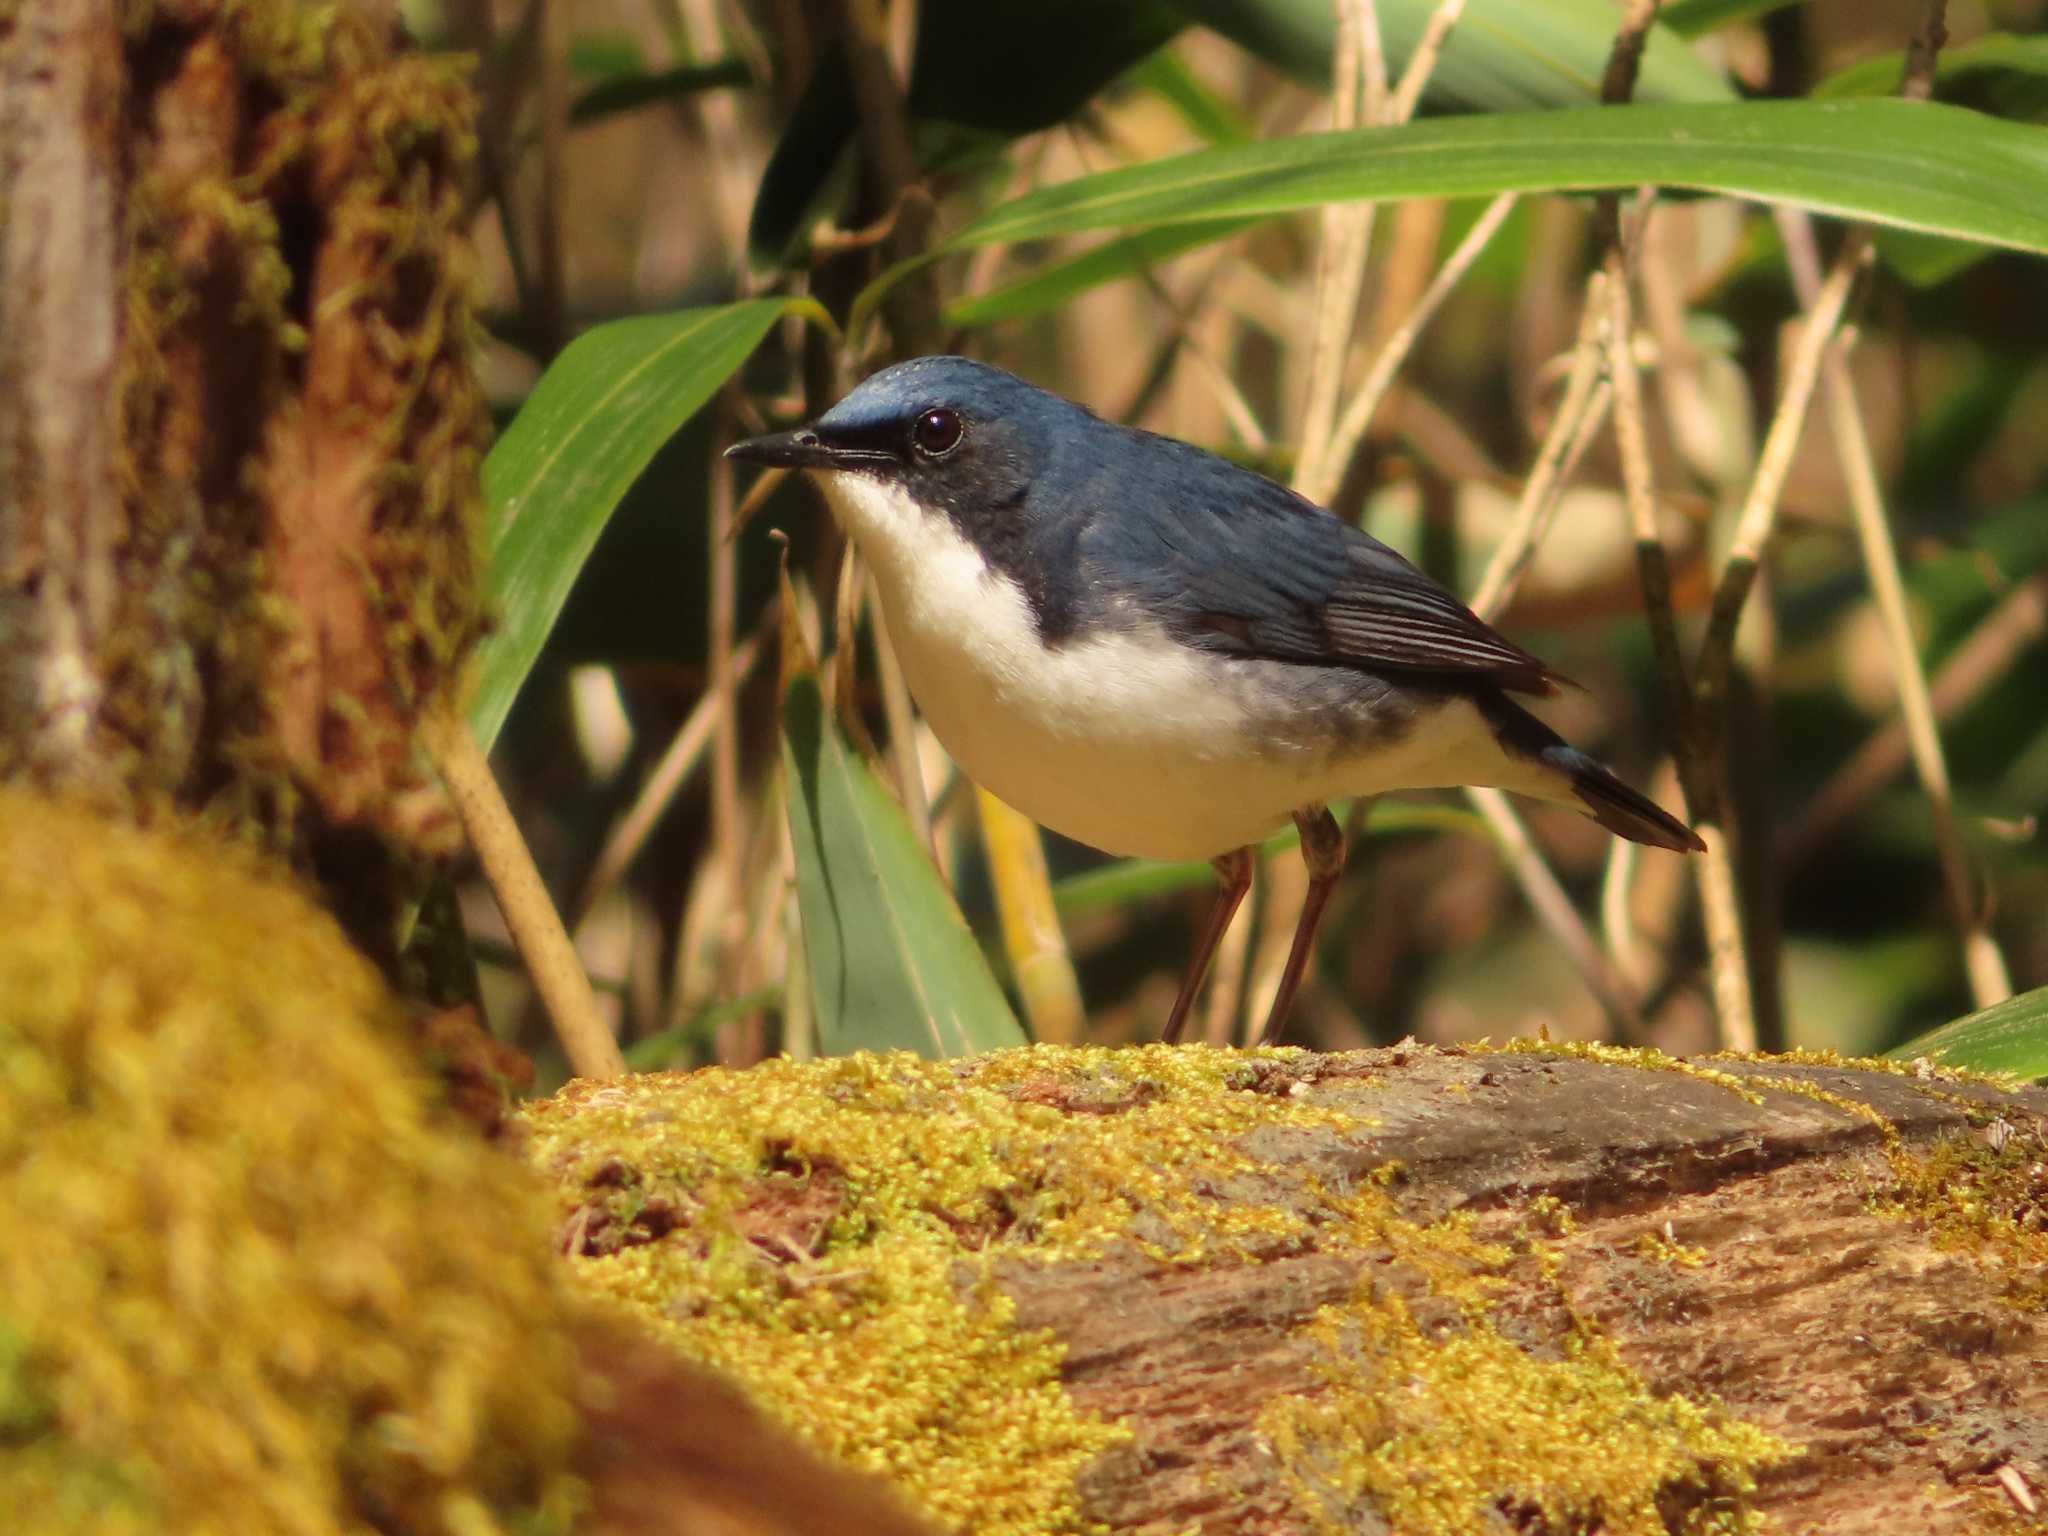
[726,355,1311,644]
[726,356,1097,526]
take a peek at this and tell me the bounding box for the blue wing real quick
[1071,429,1563,697]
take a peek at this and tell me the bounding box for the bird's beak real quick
[725,428,839,470]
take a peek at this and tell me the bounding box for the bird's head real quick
[726,357,1085,539]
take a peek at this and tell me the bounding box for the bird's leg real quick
[1254,805,1347,1046]
[1161,846,1254,1044]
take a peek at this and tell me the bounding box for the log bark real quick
[1036,1049,2048,1533]
[529,1046,2048,1535]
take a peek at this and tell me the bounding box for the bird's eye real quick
[911,407,963,458]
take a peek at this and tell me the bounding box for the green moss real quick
[0,792,587,1534]
[1263,1297,1792,1536]
[1875,1126,2048,1309]
[521,1046,1357,1533]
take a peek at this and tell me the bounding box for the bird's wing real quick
[1088,444,1563,696]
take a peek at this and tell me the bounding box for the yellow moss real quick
[1708,1045,2025,1095]
[1633,1230,1709,1270]
[522,1046,1794,1534]
[0,792,586,1534]
[520,1045,1359,1533]
[1262,1296,1794,1536]
[1743,1074,1901,1147]
[1874,1127,2048,1309]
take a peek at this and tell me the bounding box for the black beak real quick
[726,428,837,470]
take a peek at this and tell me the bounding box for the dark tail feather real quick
[1558,751,1704,852]
[1474,690,1705,853]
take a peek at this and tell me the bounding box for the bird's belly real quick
[870,558,1515,863]
[897,636,1293,859]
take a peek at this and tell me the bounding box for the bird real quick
[728,356,1703,1046]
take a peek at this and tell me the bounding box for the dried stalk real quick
[427,710,624,1079]
[1387,0,1468,124]
[1470,789,1644,1030]
[0,0,125,785]
[979,789,1087,1044]
[1312,191,1519,508]
[1466,270,1610,619]
[840,0,940,352]
[572,630,767,929]
[1599,224,1764,1044]
[1777,205,2010,1008]
[1294,0,1381,498]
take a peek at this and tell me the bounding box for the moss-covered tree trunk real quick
[0,0,486,958]
[525,1045,2048,1535]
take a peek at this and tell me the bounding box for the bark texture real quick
[1040,1049,2048,1533]
[0,0,488,875]
[526,1045,2048,1536]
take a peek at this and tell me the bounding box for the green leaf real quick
[748,4,1183,259]
[1174,0,1731,109]
[1814,33,2048,116]
[1126,48,1253,145]
[471,297,810,752]
[571,59,751,126]
[783,674,1028,1058]
[1052,801,1492,917]
[946,218,1255,328]
[1658,0,1800,40]
[946,101,2048,256]
[1887,985,2048,1081]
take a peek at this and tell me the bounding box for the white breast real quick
[815,472,1552,861]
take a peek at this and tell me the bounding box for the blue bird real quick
[729,356,1702,1045]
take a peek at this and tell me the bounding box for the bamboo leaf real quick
[1887,986,2048,1082]
[1659,0,1800,40]
[571,59,752,126]
[949,101,2048,255]
[472,297,814,752]
[780,576,1026,1058]
[862,101,2048,334]
[1814,33,2048,111]
[945,219,1254,328]
[1175,0,1730,108]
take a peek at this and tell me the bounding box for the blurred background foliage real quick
[413,0,2048,1084]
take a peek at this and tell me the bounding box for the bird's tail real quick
[1474,692,1704,853]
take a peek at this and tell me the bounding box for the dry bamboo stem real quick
[428,710,625,1079]
[1776,205,2010,1009]
[1467,272,1610,619]
[1313,191,1519,509]
[573,631,767,929]
[979,789,1087,1044]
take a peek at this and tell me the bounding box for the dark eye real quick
[911,407,963,457]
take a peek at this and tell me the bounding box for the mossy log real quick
[524,1046,2048,1536]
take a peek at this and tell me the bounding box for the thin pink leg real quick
[1161,846,1254,1044]
[1254,805,1346,1046]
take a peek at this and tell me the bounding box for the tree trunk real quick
[528,1045,2048,1535]
[0,0,488,942]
